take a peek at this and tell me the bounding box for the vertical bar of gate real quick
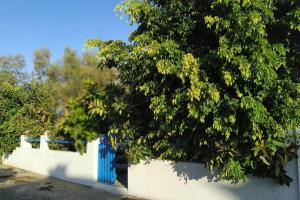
[108,138,111,183]
[106,137,108,183]
[103,139,106,182]
[105,137,108,183]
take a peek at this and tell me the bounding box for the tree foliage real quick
[0,54,26,84]
[77,0,300,185]
[0,48,117,155]
[46,48,118,116]
[0,54,53,156]
[33,48,51,80]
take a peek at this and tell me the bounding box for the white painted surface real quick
[40,133,49,150]
[3,135,99,187]
[4,135,300,200]
[20,135,31,149]
[128,160,300,200]
[94,182,128,195]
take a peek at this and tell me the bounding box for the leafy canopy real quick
[0,54,53,155]
[65,0,300,185]
[46,48,118,117]
[0,48,117,155]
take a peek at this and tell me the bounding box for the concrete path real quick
[0,165,139,200]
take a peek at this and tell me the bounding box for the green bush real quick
[0,82,53,156]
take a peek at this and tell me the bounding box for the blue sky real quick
[0,0,135,71]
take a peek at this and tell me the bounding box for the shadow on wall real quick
[3,154,10,160]
[172,162,218,183]
[48,164,128,189]
[170,160,299,200]
[48,165,95,187]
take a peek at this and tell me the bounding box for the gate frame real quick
[98,135,117,184]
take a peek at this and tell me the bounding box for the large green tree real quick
[78,0,300,185]
[0,54,26,84]
[33,48,51,80]
[46,48,117,116]
[0,54,53,156]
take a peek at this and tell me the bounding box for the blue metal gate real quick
[98,136,116,184]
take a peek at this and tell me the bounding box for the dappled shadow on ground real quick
[0,165,142,200]
[0,166,17,182]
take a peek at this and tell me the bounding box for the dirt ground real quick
[0,165,140,200]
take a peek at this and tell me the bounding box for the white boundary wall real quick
[3,135,99,187]
[3,134,300,200]
[128,160,300,200]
